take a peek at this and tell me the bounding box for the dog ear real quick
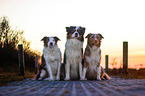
[66,27,70,32]
[66,26,77,33]
[80,27,86,35]
[41,37,47,41]
[85,33,91,38]
[54,36,61,42]
[98,33,104,39]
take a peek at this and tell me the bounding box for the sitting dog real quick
[64,26,85,80]
[33,36,61,81]
[81,33,110,80]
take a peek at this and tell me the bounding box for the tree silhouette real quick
[0,16,38,73]
[0,16,9,47]
[0,16,31,50]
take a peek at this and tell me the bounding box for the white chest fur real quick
[43,45,61,62]
[85,46,101,69]
[43,45,61,75]
[65,39,83,64]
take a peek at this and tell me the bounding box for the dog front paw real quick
[49,77,54,81]
[56,76,60,81]
[43,77,50,80]
[38,78,43,81]
[80,77,87,80]
[97,77,101,81]
[64,77,70,81]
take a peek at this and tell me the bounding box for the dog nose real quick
[50,42,53,46]
[75,33,78,37]
[95,40,97,43]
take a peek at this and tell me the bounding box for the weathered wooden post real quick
[105,55,109,74]
[18,44,25,76]
[123,41,128,74]
[35,55,38,74]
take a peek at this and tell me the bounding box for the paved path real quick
[0,77,145,96]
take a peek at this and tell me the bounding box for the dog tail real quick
[104,73,111,80]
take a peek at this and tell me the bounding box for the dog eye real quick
[91,36,94,39]
[90,37,93,40]
[70,32,74,34]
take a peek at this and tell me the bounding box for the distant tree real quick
[0,16,10,47]
[0,16,31,50]
[0,16,39,73]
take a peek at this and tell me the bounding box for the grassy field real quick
[0,68,145,86]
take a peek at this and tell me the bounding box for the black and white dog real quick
[64,26,85,80]
[33,36,61,81]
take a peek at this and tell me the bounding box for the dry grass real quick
[0,72,34,86]
[120,68,145,79]
[109,68,145,79]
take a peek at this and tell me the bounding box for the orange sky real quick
[0,0,145,69]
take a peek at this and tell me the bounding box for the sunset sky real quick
[0,0,145,69]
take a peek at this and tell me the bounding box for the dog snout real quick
[95,40,97,43]
[75,33,78,37]
[50,42,53,46]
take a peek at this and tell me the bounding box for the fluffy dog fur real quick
[32,36,61,81]
[81,33,111,80]
[64,26,85,80]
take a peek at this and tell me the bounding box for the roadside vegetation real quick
[0,16,40,86]
[108,57,145,79]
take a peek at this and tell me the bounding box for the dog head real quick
[41,36,60,47]
[66,26,85,41]
[85,33,104,47]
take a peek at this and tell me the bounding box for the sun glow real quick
[0,0,145,69]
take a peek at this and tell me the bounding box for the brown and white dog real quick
[33,36,61,81]
[81,33,110,80]
[64,26,85,80]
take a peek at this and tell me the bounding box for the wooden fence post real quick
[105,55,109,74]
[123,41,128,74]
[18,44,25,76]
[35,55,38,74]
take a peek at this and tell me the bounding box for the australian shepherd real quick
[33,36,61,81]
[64,26,85,80]
[81,33,111,80]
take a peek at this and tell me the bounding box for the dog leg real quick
[43,77,50,80]
[38,69,46,80]
[80,67,87,80]
[46,62,54,81]
[96,66,101,80]
[79,62,83,78]
[64,62,70,80]
[104,73,111,80]
[32,71,40,80]
[56,61,61,81]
